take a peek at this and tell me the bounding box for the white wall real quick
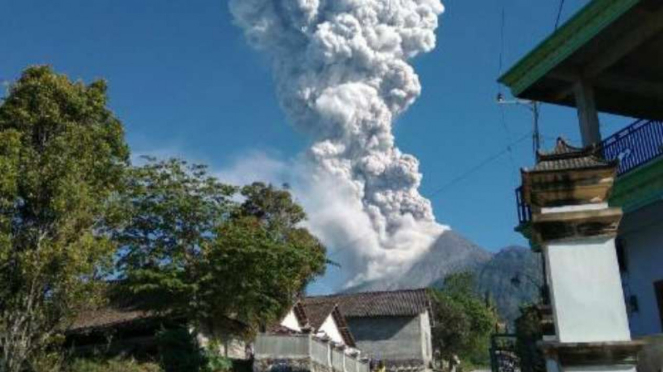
[545,237,631,343]
[419,312,433,365]
[619,201,663,336]
[281,309,302,332]
[319,315,345,345]
[196,326,248,360]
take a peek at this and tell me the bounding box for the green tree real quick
[0,66,129,372]
[113,158,237,315]
[514,305,545,372]
[116,160,327,338]
[430,272,498,369]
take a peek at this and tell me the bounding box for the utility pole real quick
[497,93,541,156]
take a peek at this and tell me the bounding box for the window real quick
[655,280,663,332]
[616,238,628,273]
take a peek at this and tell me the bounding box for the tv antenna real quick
[497,93,541,156]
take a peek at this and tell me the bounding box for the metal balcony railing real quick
[516,119,663,225]
[515,186,532,226]
[601,119,663,176]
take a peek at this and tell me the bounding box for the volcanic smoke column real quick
[229,0,447,286]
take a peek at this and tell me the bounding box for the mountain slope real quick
[345,230,493,293]
[344,232,542,323]
[475,246,542,323]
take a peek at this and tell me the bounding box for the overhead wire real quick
[428,131,530,198]
[496,2,519,181]
[554,0,566,30]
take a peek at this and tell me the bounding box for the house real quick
[275,301,356,347]
[254,300,367,372]
[67,302,251,361]
[254,289,434,372]
[68,295,364,372]
[303,289,434,372]
[500,0,663,370]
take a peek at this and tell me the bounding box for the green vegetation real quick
[430,272,499,369]
[0,66,328,371]
[68,358,162,372]
[115,159,327,335]
[0,66,129,372]
[514,305,545,372]
[155,327,207,372]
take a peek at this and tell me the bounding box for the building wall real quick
[419,311,432,365]
[281,309,302,332]
[637,334,663,372]
[346,314,426,362]
[620,200,663,336]
[197,325,248,360]
[319,315,345,345]
[545,237,631,343]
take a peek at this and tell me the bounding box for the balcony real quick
[516,119,663,225]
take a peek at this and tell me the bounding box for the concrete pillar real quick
[574,80,602,146]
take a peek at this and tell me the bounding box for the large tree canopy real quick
[0,66,129,372]
[430,272,498,367]
[0,66,329,371]
[116,159,327,335]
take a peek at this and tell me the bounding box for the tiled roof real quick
[69,306,157,333]
[292,302,309,328]
[529,138,616,173]
[304,289,431,318]
[538,138,585,157]
[302,302,337,329]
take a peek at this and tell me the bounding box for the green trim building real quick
[501,0,663,341]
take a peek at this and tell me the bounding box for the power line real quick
[554,0,566,30]
[497,6,506,87]
[428,131,531,197]
[495,3,519,180]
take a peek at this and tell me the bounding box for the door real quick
[655,280,663,332]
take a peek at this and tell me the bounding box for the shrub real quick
[203,341,233,372]
[155,327,206,372]
[68,358,162,372]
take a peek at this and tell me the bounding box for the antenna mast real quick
[497,94,542,156]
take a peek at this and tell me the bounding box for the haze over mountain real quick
[344,231,542,323]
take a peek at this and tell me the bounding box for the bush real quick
[155,327,206,372]
[68,358,162,372]
[203,341,233,372]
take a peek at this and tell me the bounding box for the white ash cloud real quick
[228,0,448,288]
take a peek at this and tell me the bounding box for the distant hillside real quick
[344,231,542,324]
[346,230,492,293]
[475,246,542,324]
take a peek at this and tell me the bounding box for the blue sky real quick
[1,0,629,253]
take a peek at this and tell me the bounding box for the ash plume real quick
[229,0,447,288]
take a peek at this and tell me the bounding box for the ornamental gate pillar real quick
[520,138,644,372]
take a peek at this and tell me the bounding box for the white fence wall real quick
[255,334,310,359]
[255,334,370,372]
[310,338,330,366]
[357,360,370,372]
[331,348,345,371]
